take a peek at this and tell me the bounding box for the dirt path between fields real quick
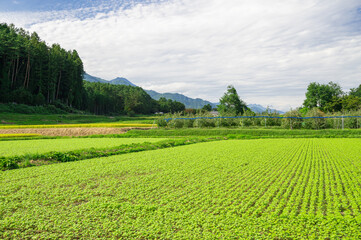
[0,127,151,136]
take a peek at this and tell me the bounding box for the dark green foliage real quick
[83,81,158,115]
[303,82,343,110]
[303,82,361,113]
[50,152,78,162]
[340,95,361,111]
[218,85,249,115]
[201,104,212,112]
[157,97,185,113]
[81,82,186,115]
[323,95,361,112]
[0,103,68,114]
[0,23,85,109]
[0,156,19,170]
[350,84,361,97]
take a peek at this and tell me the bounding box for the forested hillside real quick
[83,82,158,115]
[0,23,85,109]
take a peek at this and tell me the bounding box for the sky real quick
[1,0,361,111]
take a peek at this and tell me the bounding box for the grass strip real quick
[0,137,224,171]
[0,133,41,138]
[125,128,361,138]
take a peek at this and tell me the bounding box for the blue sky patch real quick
[0,0,161,12]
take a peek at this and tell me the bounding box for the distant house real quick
[155,112,164,115]
[210,111,219,116]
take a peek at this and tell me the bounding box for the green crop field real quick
[2,138,361,239]
[0,113,156,125]
[0,138,165,157]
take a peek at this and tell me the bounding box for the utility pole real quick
[290,119,292,130]
[342,116,344,130]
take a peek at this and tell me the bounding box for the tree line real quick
[161,83,361,129]
[215,82,361,116]
[302,82,361,113]
[0,23,185,115]
[83,82,185,115]
[0,23,85,109]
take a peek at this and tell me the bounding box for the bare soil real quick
[0,127,150,136]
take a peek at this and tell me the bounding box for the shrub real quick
[193,118,208,128]
[218,113,239,127]
[281,110,302,129]
[168,119,184,128]
[51,152,78,162]
[304,108,326,129]
[156,117,167,127]
[184,119,195,128]
[0,157,19,170]
[260,110,282,127]
[240,117,253,127]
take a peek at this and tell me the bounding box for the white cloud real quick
[1,0,361,111]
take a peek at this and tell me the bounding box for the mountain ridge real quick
[145,90,217,109]
[84,72,135,86]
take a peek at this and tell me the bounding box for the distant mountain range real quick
[84,72,135,86]
[145,90,217,109]
[247,104,284,114]
[83,73,284,113]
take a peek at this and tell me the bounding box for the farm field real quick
[126,127,361,138]
[0,123,153,129]
[0,127,137,137]
[0,138,165,157]
[2,138,361,239]
[0,113,156,125]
